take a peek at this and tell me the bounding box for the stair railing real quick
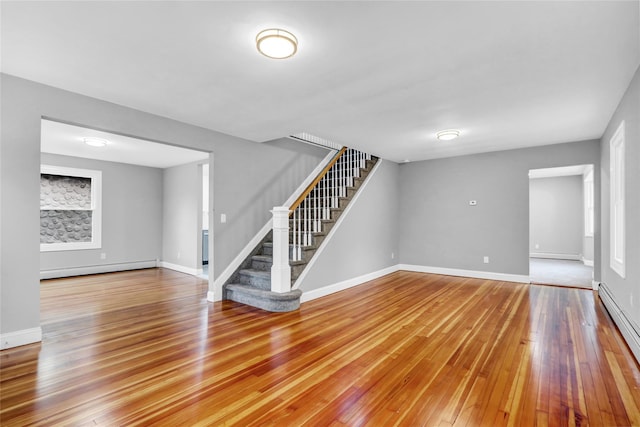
[271,147,372,293]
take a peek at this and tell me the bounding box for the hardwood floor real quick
[1,269,639,426]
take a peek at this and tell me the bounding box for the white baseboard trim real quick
[213,220,271,290]
[530,253,581,261]
[599,283,640,364]
[293,160,383,289]
[300,262,531,303]
[1,327,42,350]
[592,280,600,291]
[212,149,338,294]
[398,264,530,284]
[40,260,158,280]
[159,262,202,277]
[300,265,400,303]
[582,258,594,267]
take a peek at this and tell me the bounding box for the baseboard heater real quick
[40,260,158,280]
[599,283,640,364]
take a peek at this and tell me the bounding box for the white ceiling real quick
[41,120,209,169]
[2,1,639,163]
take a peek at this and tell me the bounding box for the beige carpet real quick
[530,258,593,289]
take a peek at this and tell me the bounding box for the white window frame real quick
[583,166,594,237]
[609,121,625,278]
[40,165,102,252]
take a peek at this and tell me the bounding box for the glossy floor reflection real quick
[1,269,638,425]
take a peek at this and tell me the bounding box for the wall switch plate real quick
[221,213,227,223]
[483,256,489,263]
[469,200,477,206]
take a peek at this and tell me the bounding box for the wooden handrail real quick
[289,147,347,213]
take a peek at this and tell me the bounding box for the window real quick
[583,167,594,237]
[609,121,625,278]
[40,165,102,252]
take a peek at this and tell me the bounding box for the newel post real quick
[270,206,291,293]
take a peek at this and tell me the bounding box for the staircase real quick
[224,149,378,312]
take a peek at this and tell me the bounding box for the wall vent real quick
[289,132,343,151]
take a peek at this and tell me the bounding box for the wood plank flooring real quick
[1,268,639,426]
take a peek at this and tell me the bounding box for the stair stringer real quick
[210,149,337,301]
[291,159,383,290]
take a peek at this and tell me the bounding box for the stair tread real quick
[226,283,302,298]
[223,154,378,313]
[251,255,305,267]
[239,269,270,277]
[262,242,317,250]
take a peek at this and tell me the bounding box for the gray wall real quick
[298,159,400,292]
[0,74,326,336]
[600,65,640,329]
[398,140,600,276]
[584,237,594,263]
[162,161,202,270]
[40,153,163,271]
[529,175,583,258]
[211,137,328,277]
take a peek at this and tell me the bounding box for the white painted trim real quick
[599,283,640,364]
[40,260,158,279]
[592,280,600,291]
[398,264,530,284]
[282,150,338,207]
[40,165,103,252]
[270,207,292,292]
[159,262,202,277]
[212,150,338,296]
[300,265,400,303]
[300,262,531,303]
[293,160,383,289]
[212,220,272,292]
[530,253,581,261]
[207,291,215,302]
[582,258,594,267]
[609,120,626,279]
[1,327,43,350]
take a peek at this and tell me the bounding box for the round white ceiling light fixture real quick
[83,137,110,147]
[256,28,298,59]
[436,129,461,141]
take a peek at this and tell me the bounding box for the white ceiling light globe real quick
[256,29,298,59]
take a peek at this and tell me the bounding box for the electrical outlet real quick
[220,213,227,223]
[391,252,395,259]
[483,256,489,264]
[535,244,540,249]
[100,253,107,260]
[177,251,181,259]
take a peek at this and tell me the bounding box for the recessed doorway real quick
[40,118,212,286]
[529,165,594,289]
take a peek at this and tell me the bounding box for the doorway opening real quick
[200,163,210,279]
[529,164,594,289]
[39,118,213,291]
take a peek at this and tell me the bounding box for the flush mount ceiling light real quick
[256,28,298,59]
[436,129,461,141]
[83,137,110,147]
